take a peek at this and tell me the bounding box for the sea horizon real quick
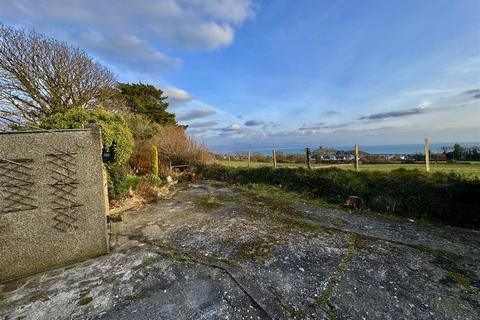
[215,141,480,155]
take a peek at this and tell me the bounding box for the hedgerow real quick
[40,107,134,199]
[196,165,480,229]
[39,107,134,166]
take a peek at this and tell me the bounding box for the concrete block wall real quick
[0,127,109,281]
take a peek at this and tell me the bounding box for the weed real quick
[447,271,473,288]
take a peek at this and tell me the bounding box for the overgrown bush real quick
[144,173,162,187]
[105,165,128,200]
[128,115,211,174]
[136,180,159,201]
[40,107,135,199]
[40,107,134,166]
[196,165,480,229]
[105,167,141,200]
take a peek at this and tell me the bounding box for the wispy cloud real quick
[71,32,181,71]
[219,124,244,132]
[359,106,428,120]
[401,88,454,97]
[298,122,325,130]
[326,110,341,115]
[188,127,211,135]
[163,87,193,104]
[464,88,480,99]
[298,122,346,130]
[177,109,216,121]
[244,119,265,126]
[359,92,479,122]
[188,120,218,128]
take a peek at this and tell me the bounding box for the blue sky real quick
[1,0,479,151]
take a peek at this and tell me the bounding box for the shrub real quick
[151,145,159,176]
[136,180,159,201]
[136,173,166,201]
[40,107,134,167]
[144,173,162,187]
[40,108,135,200]
[128,115,212,173]
[105,164,128,200]
[196,165,480,229]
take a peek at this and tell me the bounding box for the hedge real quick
[196,165,480,229]
[39,107,135,199]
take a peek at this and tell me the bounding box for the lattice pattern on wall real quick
[47,149,83,232]
[0,158,37,214]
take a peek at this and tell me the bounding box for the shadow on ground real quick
[1,181,479,319]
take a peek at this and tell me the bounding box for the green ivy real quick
[39,107,134,166]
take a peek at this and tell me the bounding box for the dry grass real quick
[152,125,212,166]
[128,115,212,174]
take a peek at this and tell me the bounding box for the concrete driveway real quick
[1,181,479,319]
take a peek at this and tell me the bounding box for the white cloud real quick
[0,0,256,72]
[188,121,217,128]
[154,22,236,51]
[163,87,193,104]
[71,32,181,71]
[177,109,216,121]
[0,0,255,50]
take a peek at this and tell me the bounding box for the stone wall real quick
[0,127,109,281]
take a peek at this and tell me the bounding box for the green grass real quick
[118,174,141,193]
[353,163,480,178]
[236,183,340,209]
[216,160,350,169]
[196,165,480,229]
[216,160,480,178]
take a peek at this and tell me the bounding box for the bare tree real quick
[0,24,116,127]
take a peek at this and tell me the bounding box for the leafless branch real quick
[0,24,117,128]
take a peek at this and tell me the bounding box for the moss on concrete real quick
[192,196,224,211]
[447,271,473,288]
[132,256,163,270]
[78,296,93,305]
[236,183,340,209]
[235,236,281,262]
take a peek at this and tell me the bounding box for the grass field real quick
[215,160,480,178]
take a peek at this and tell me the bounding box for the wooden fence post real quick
[272,149,277,168]
[248,152,251,167]
[425,137,430,172]
[354,144,359,171]
[305,148,312,170]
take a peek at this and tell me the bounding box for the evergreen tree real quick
[119,83,177,125]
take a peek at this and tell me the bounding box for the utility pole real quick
[305,148,312,170]
[354,144,359,171]
[425,138,430,172]
[272,149,277,168]
[248,152,251,167]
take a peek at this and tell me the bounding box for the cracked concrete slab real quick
[1,181,479,320]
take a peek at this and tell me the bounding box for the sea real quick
[221,142,480,156]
